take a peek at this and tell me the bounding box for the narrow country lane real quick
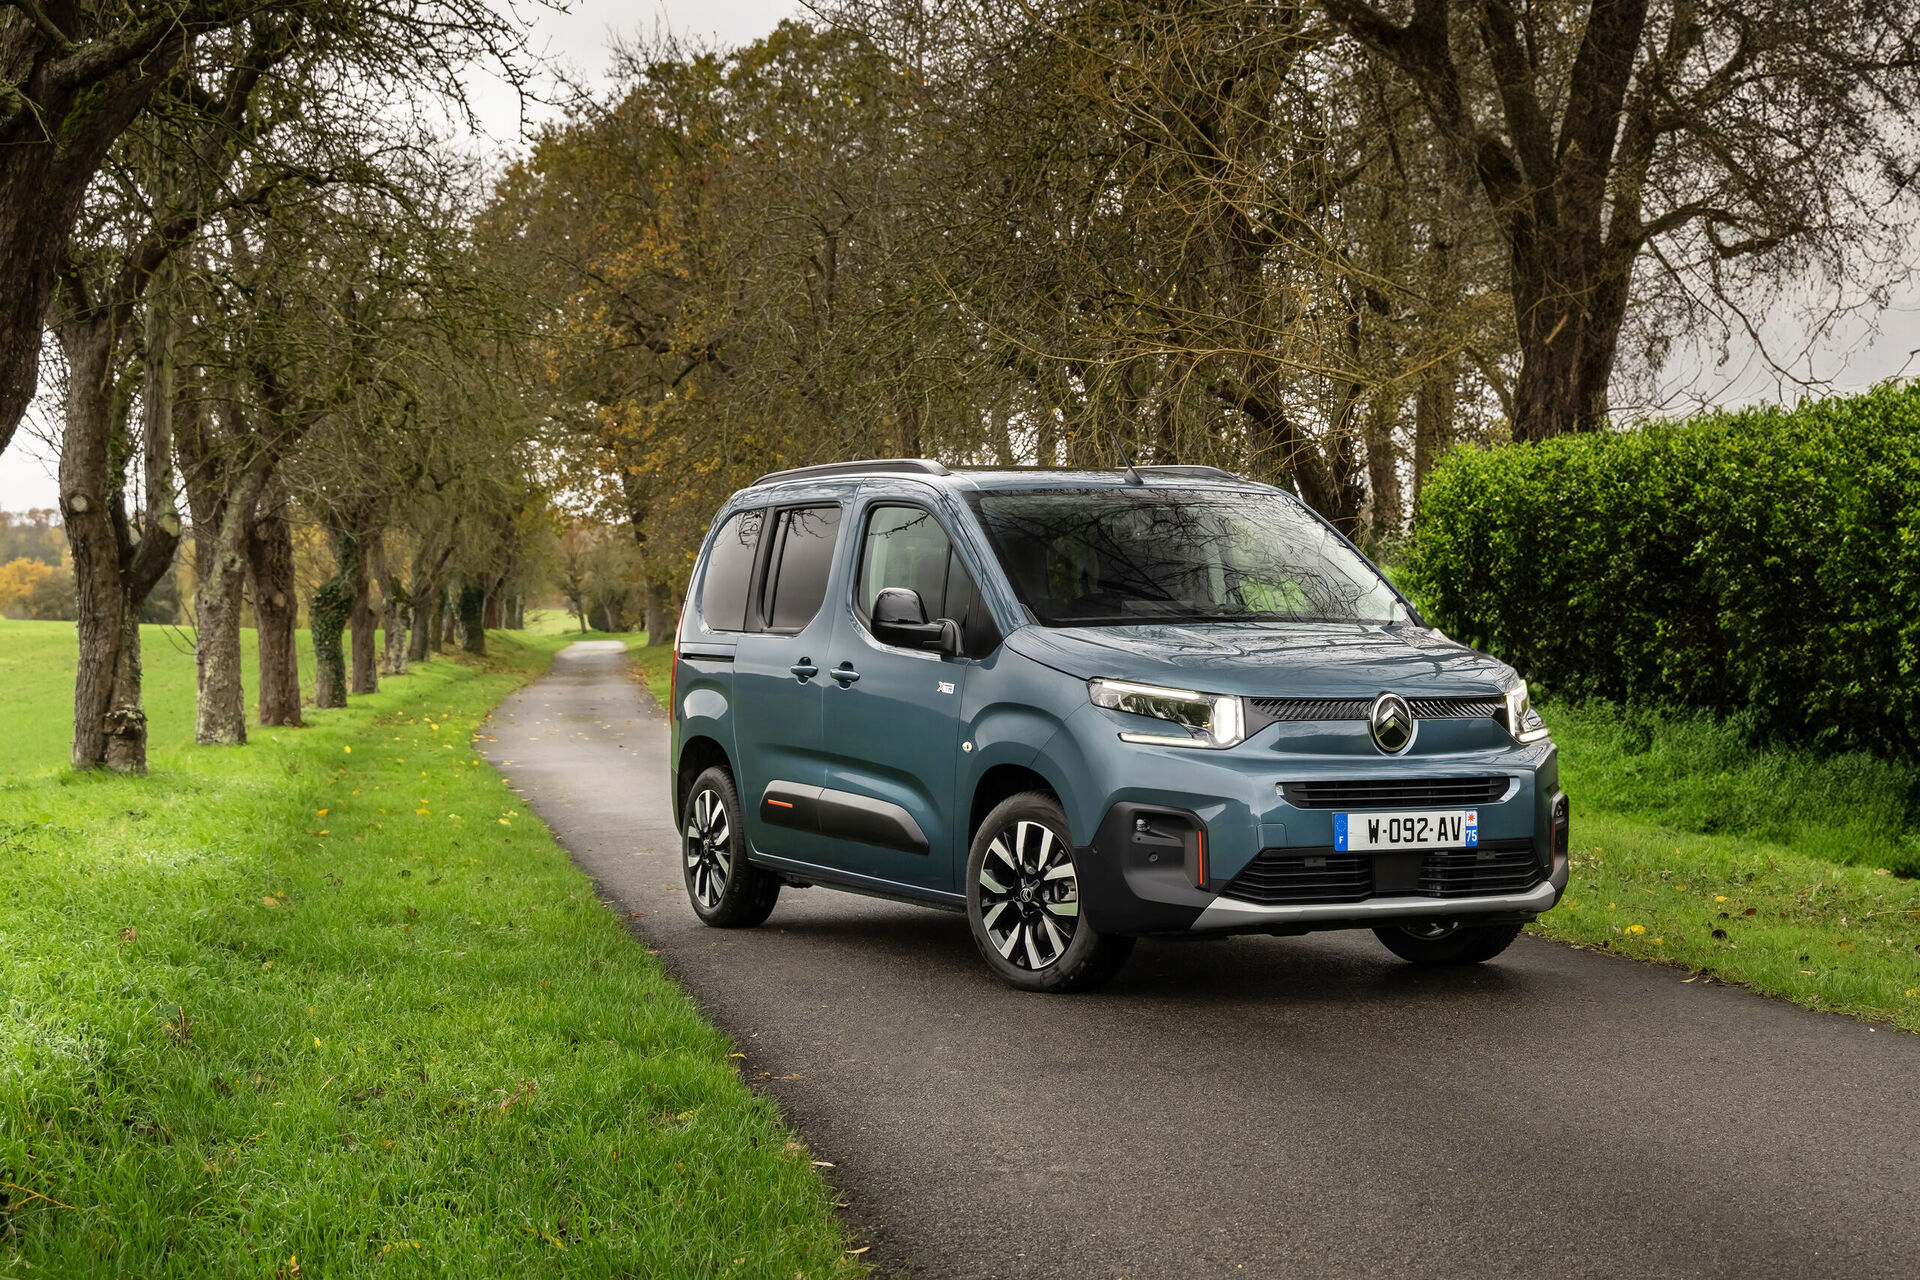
[481,642,1920,1280]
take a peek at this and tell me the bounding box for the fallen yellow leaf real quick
[1624,924,1646,935]
[315,809,329,817]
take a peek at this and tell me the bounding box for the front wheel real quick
[1373,920,1523,966]
[682,767,780,927]
[965,792,1134,992]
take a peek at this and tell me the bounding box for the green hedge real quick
[1406,383,1920,759]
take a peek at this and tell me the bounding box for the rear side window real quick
[699,509,763,631]
[764,505,843,631]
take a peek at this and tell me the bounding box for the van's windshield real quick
[966,488,1407,628]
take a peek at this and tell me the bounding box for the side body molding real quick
[760,780,930,855]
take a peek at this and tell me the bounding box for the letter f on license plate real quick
[1334,809,1474,852]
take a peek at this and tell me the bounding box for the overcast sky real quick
[3,0,1914,509]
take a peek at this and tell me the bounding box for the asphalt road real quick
[481,641,1920,1279]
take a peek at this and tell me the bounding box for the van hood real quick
[1004,622,1513,698]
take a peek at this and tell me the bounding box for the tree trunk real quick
[428,589,447,653]
[409,591,435,662]
[1361,388,1404,543]
[1412,357,1456,507]
[459,584,487,655]
[60,317,128,770]
[312,573,351,709]
[101,602,147,772]
[312,524,357,709]
[381,574,410,676]
[179,396,277,745]
[246,483,303,727]
[348,520,378,696]
[56,306,180,772]
[193,551,249,744]
[645,579,671,646]
[406,537,452,663]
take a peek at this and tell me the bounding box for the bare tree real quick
[1319,0,1920,438]
[0,0,525,464]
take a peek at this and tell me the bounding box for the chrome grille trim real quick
[1247,695,1504,724]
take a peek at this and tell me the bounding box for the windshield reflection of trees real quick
[979,493,1393,626]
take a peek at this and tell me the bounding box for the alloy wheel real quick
[685,787,732,910]
[977,819,1080,970]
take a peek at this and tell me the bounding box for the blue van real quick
[671,461,1567,991]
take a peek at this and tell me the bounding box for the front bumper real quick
[1047,703,1568,937]
[1074,793,1570,937]
[1191,864,1566,932]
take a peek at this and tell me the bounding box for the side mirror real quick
[871,587,961,656]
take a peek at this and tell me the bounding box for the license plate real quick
[1335,809,1478,852]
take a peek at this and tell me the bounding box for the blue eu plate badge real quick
[1465,809,1479,847]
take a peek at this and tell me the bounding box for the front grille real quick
[1250,697,1372,722]
[1248,695,1503,724]
[1279,776,1511,809]
[1220,850,1372,906]
[1410,696,1504,719]
[1219,838,1543,907]
[1419,843,1545,897]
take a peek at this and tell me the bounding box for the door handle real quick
[830,663,860,685]
[790,660,818,681]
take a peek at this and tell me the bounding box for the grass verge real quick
[1535,702,1920,1031]
[0,622,859,1277]
[622,636,673,710]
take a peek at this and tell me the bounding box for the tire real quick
[965,791,1134,992]
[1373,920,1524,966]
[682,767,780,927]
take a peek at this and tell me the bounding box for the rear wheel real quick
[965,792,1134,992]
[1373,920,1523,965]
[682,767,780,927]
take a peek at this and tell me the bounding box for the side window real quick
[858,504,1002,657]
[857,506,952,620]
[700,509,763,632]
[763,505,842,632]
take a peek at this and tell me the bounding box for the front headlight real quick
[1088,678,1246,749]
[1504,680,1550,744]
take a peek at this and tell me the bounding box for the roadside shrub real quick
[1406,382,1920,760]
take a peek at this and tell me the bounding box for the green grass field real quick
[0,618,860,1277]
[1533,703,1920,1030]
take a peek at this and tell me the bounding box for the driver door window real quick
[857,504,997,657]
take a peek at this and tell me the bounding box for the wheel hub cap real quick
[978,819,1079,971]
[684,788,732,910]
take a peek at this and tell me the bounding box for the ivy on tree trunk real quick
[458,585,486,655]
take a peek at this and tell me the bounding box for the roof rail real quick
[1133,464,1244,481]
[752,458,951,486]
